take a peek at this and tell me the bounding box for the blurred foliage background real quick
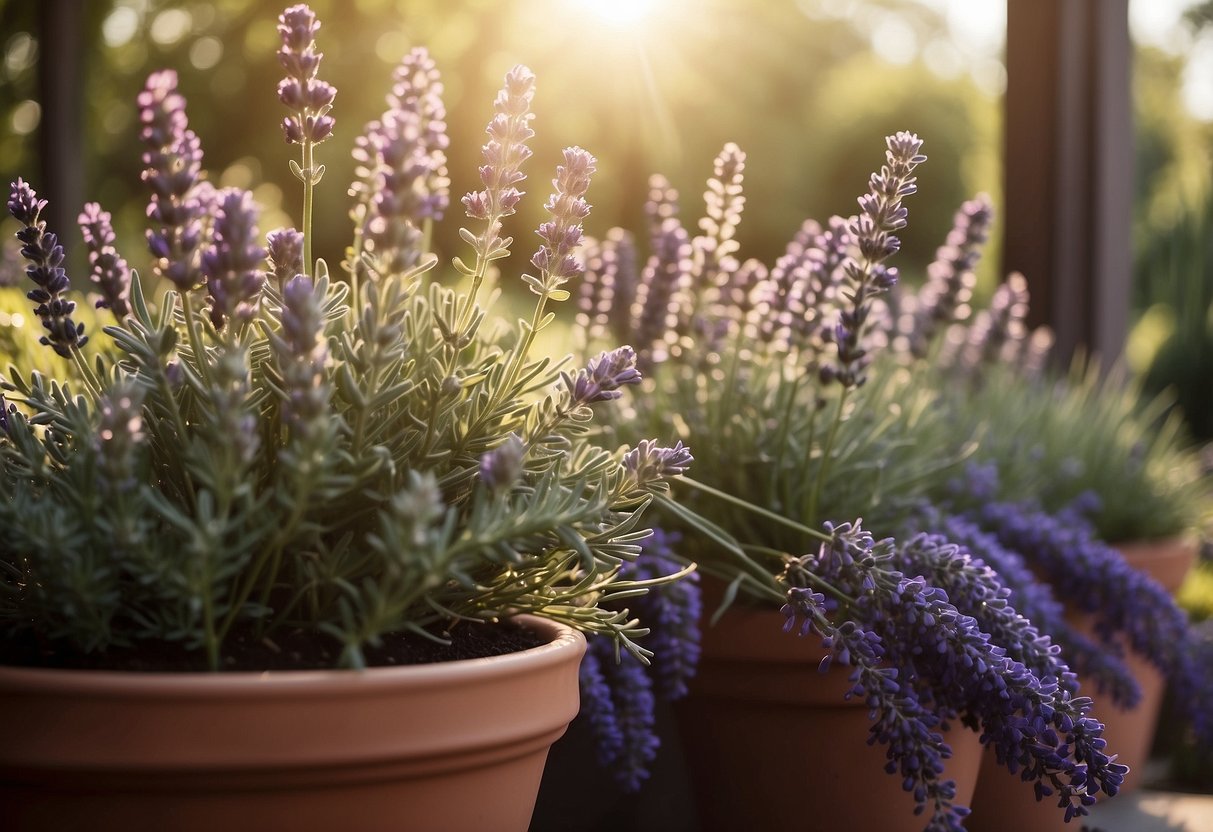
[0,0,1210,438]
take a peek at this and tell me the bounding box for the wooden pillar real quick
[37,0,85,265]
[1003,0,1133,364]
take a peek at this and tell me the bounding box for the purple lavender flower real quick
[78,203,131,318]
[277,4,335,145]
[94,382,146,494]
[623,439,693,491]
[266,227,305,286]
[908,195,993,356]
[780,520,1129,828]
[577,228,639,347]
[623,529,701,700]
[462,65,535,223]
[562,345,641,407]
[139,69,208,291]
[824,132,926,388]
[693,143,746,299]
[273,274,329,435]
[527,146,597,298]
[974,495,1213,748]
[387,47,450,220]
[579,636,660,792]
[633,218,692,365]
[7,179,87,357]
[479,434,525,491]
[960,271,1034,368]
[202,188,267,332]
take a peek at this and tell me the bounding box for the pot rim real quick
[0,614,584,698]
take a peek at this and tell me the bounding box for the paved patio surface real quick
[1086,789,1213,831]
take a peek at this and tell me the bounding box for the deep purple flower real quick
[139,69,208,291]
[7,178,87,357]
[78,203,131,318]
[462,65,536,223]
[578,636,660,792]
[266,227,305,286]
[277,4,335,145]
[202,188,267,332]
[623,529,702,700]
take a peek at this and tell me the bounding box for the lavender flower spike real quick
[273,274,330,436]
[563,345,642,407]
[8,178,87,357]
[461,65,536,223]
[277,4,335,145]
[266,227,305,286]
[527,146,597,299]
[139,69,207,291]
[203,188,267,332]
[78,203,131,318]
[623,439,693,491]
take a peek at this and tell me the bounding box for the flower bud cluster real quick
[139,70,208,291]
[273,275,330,435]
[78,203,131,318]
[203,188,267,332]
[7,179,87,357]
[276,4,335,145]
[266,227,305,287]
[527,147,597,298]
[562,345,642,408]
[461,65,536,224]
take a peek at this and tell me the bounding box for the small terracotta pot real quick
[966,536,1198,832]
[0,615,585,832]
[678,600,984,832]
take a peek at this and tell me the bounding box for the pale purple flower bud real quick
[266,227,305,285]
[8,178,87,357]
[78,203,131,318]
[479,434,526,491]
[623,439,693,490]
[202,188,267,331]
[563,345,642,407]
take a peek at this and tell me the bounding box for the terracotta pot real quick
[0,615,585,832]
[678,600,984,832]
[966,536,1198,832]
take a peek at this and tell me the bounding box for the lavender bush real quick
[578,140,1129,829]
[0,4,692,672]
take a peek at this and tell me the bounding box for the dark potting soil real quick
[0,620,546,673]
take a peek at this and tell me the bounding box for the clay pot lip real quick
[0,615,585,698]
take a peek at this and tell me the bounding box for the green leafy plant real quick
[0,4,690,672]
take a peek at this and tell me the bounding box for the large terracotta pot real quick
[678,599,984,832]
[0,615,585,832]
[966,536,1198,832]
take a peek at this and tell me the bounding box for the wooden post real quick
[1003,0,1133,364]
[37,0,85,268]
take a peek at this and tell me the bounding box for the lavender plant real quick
[581,141,1128,829]
[886,207,1212,751]
[0,4,691,673]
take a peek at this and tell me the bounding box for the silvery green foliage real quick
[0,5,687,671]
